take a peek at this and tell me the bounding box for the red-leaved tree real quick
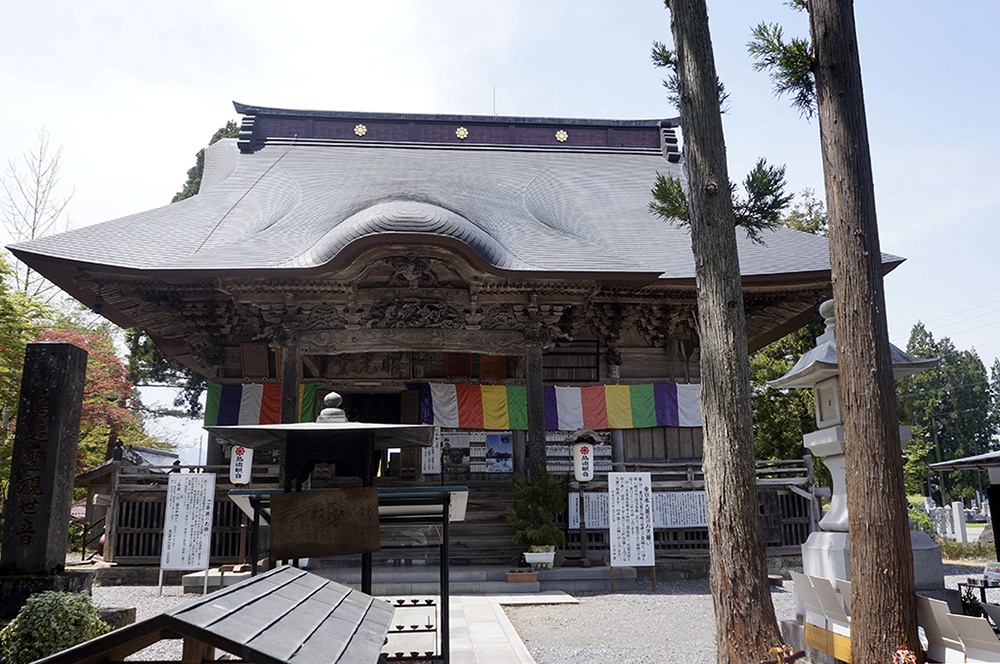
[35,328,143,468]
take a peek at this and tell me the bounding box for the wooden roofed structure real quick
[11,102,904,559]
[34,566,394,664]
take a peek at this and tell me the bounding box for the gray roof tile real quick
[10,117,898,281]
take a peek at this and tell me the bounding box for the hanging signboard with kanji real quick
[229,446,253,485]
[160,473,216,571]
[572,441,595,482]
[607,472,654,567]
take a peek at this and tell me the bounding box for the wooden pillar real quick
[525,344,546,480]
[104,452,121,563]
[513,430,528,481]
[610,430,626,472]
[204,432,225,468]
[280,342,301,424]
[182,638,215,664]
[278,340,300,491]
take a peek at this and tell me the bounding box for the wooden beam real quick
[182,638,216,664]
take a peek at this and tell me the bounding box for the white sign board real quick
[421,427,442,474]
[984,562,1000,581]
[608,472,655,567]
[569,492,610,529]
[653,491,707,528]
[229,445,253,485]
[160,473,216,571]
[570,490,707,530]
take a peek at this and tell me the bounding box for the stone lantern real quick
[768,300,942,587]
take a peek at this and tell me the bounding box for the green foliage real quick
[650,159,793,244]
[33,327,164,467]
[779,189,827,235]
[651,41,729,111]
[735,160,794,240]
[0,255,48,495]
[938,538,995,563]
[903,435,934,496]
[908,508,935,536]
[125,328,206,417]
[0,591,110,664]
[749,190,827,466]
[897,323,996,503]
[748,22,815,118]
[751,322,822,461]
[172,121,239,203]
[504,470,571,548]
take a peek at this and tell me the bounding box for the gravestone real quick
[1,341,92,619]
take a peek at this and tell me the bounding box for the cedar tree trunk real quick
[665,1,781,661]
[808,0,920,660]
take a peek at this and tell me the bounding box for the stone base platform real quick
[0,570,94,620]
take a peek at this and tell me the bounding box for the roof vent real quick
[660,126,682,163]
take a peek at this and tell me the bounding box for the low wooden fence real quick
[91,456,816,564]
[557,457,816,557]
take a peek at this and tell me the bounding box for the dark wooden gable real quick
[35,566,393,664]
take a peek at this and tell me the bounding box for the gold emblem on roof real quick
[354,124,368,137]
[456,127,469,140]
[555,130,568,143]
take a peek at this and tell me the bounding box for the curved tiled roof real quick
[9,106,898,282]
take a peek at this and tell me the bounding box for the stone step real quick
[378,581,540,594]
[310,564,636,594]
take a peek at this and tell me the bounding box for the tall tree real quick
[1,129,73,302]
[897,323,995,503]
[658,1,781,660]
[125,328,206,418]
[119,121,240,418]
[35,327,163,465]
[751,192,826,463]
[750,1,920,659]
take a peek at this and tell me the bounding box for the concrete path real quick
[384,591,579,664]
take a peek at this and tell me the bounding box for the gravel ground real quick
[89,562,988,663]
[92,585,199,661]
[506,577,797,664]
[505,563,987,664]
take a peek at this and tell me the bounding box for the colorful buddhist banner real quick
[203,383,323,425]
[405,382,701,430]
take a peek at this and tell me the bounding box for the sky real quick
[2,1,999,462]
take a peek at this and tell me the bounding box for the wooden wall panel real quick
[638,428,653,459]
[626,434,641,461]
[652,427,666,459]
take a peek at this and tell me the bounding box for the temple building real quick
[9,102,900,563]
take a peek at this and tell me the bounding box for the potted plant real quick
[506,568,538,583]
[504,469,571,569]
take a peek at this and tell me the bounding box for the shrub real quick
[935,537,995,562]
[504,469,571,548]
[0,592,110,664]
[909,508,936,536]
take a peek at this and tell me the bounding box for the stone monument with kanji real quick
[1,341,92,619]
